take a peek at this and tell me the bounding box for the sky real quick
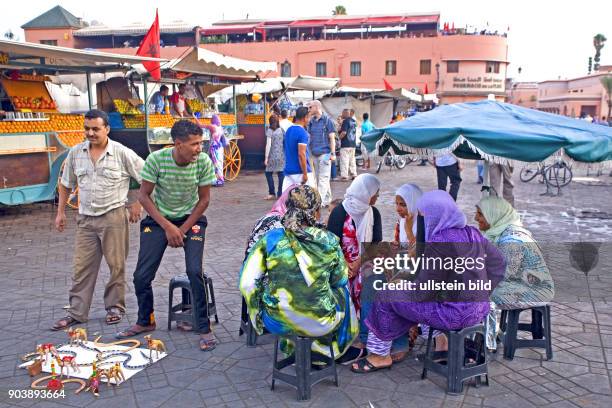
[1,0,610,82]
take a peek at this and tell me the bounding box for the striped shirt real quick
[61,139,144,216]
[141,148,216,219]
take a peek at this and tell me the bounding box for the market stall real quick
[217,75,339,167]
[0,39,165,206]
[100,47,276,181]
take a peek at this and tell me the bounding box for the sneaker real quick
[264,194,276,200]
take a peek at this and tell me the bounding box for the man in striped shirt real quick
[117,120,218,351]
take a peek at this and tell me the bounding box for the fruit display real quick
[0,114,84,135]
[243,114,265,125]
[56,131,85,147]
[123,116,145,128]
[11,96,57,111]
[113,99,141,115]
[186,99,206,113]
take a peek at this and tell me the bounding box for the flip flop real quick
[350,358,392,374]
[51,316,79,331]
[199,336,217,352]
[115,324,156,339]
[177,321,193,332]
[105,310,123,325]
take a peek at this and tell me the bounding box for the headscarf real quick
[211,114,221,126]
[477,196,522,243]
[267,184,299,218]
[342,174,381,248]
[281,185,321,233]
[416,190,466,242]
[396,183,423,240]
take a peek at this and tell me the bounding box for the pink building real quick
[537,68,612,119]
[507,82,538,109]
[21,5,84,48]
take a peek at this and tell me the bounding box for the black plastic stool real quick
[421,324,489,394]
[239,297,271,347]
[500,305,552,360]
[271,335,338,401]
[167,275,218,331]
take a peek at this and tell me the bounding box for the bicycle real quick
[520,159,573,188]
[375,151,412,173]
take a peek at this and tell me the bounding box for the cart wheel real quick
[57,161,80,209]
[223,140,241,181]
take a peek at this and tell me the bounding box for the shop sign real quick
[0,52,9,65]
[451,76,504,90]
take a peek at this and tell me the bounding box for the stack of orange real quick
[123,115,146,128]
[49,114,84,131]
[149,114,176,128]
[218,113,236,126]
[243,114,265,125]
[0,120,53,133]
[56,131,84,147]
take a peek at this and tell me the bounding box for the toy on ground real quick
[143,335,166,359]
[55,355,80,378]
[85,362,101,397]
[27,359,43,377]
[66,327,87,345]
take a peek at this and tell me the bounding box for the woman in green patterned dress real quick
[239,185,358,358]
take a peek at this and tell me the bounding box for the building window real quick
[39,40,58,46]
[350,61,361,76]
[447,61,459,73]
[316,62,327,77]
[385,60,397,76]
[486,61,500,73]
[420,59,431,75]
[281,61,291,77]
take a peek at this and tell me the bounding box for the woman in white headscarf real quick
[393,184,423,251]
[327,174,382,313]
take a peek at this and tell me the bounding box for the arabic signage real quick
[451,76,504,90]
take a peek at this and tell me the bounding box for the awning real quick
[167,47,276,79]
[289,19,329,28]
[200,24,261,36]
[335,86,383,93]
[289,75,339,91]
[364,16,407,25]
[0,39,165,71]
[376,88,423,102]
[213,75,340,99]
[324,17,366,27]
[403,15,439,24]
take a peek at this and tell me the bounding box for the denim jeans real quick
[264,171,284,197]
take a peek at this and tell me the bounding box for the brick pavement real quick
[0,161,611,407]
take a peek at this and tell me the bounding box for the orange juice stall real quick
[100,47,276,181]
[0,39,164,206]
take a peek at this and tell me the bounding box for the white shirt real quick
[279,118,293,132]
[435,153,457,167]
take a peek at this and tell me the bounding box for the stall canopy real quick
[214,75,340,99]
[0,39,166,73]
[376,88,423,102]
[166,47,276,79]
[362,100,612,163]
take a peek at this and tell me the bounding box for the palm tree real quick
[600,76,612,124]
[332,5,347,15]
[593,34,607,71]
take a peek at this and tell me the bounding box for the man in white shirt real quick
[433,153,462,201]
[279,109,293,132]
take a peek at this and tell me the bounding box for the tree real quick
[593,33,607,71]
[600,76,612,124]
[332,5,347,15]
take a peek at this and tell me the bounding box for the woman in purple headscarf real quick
[197,114,228,186]
[351,190,506,373]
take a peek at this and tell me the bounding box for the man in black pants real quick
[434,153,463,201]
[117,120,218,351]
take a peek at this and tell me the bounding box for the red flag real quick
[424,83,429,94]
[451,22,455,31]
[136,10,161,80]
[383,78,393,91]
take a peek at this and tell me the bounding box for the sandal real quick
[51,316,80,331]
[350,358,392,374]
[199,335,218,352]
[105,309,123,325]
[177,321,193,332]
[391,351,408,363]
[115,324,156,339]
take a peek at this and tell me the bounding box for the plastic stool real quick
[421,324,489,394]
[271,335,338,401]
[167,275,218,331]
[500,305,552,360]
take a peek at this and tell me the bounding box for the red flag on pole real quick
[136,10,161,80]
[383,78,393,91]
[451,22,455,31]
[424,83,429,94]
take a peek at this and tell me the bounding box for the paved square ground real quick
[1,161,611,407]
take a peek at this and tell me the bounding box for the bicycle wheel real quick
[545,162,573,188]
[395,157,407,169]
[520,163,540,182]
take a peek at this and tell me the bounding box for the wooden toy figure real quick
[27,359,43,377]
[46,361,63,391]
[66,327,87,345]
[56,356,80,378]
[143,335,166,359]
[85,362,101,397]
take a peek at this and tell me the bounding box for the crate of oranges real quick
[56,131,85,147]
[243,114,265,125]
[114,99,141,115]
[0,120,52,134]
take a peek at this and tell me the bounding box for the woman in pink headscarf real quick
[197,114,227,186]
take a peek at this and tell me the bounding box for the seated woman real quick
[352,190,506,373]
[475,196,555,351]
[394,184,423,251]
[240,185,358,358]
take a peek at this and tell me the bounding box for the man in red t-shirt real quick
[170,84,191,117]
